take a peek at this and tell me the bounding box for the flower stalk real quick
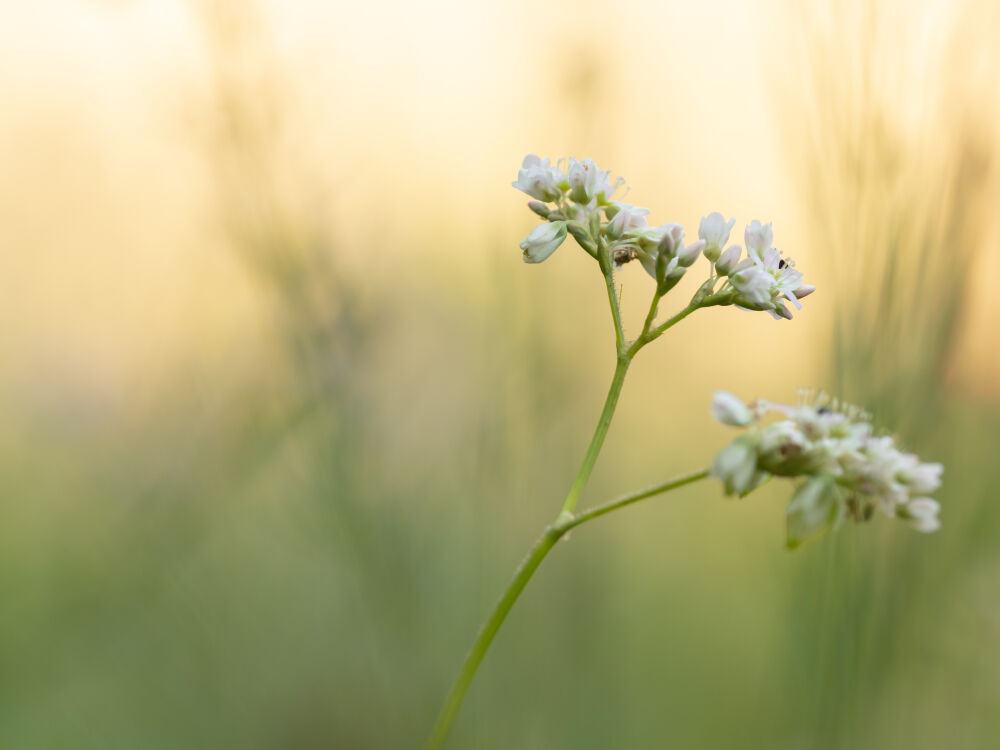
[425,469,709,750]
[424,153,940,748]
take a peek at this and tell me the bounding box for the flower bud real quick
[786,476,839,548]
[710,436,762,496]
[566,222,593,252]
[528,201,551,219]
[677,239,705,267]
[744,220,773,262]
[899,461,943,495]
[793,284,816,299]
[711,391,754,427]
[520,221,568,264]
[698,212,735,262]
[715,245,742,275]
[655,223,684,257]
[568,158,599,204]
[772,302,794,320]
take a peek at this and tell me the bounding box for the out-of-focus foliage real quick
[1,0,998,748]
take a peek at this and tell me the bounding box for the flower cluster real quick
[709,220,815,319]
[709,391,943,547]
[512,154,814,319]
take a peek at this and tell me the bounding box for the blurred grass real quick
[1,0,999,748]
[778,2,1000,748]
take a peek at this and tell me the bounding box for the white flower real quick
[567,158,600,204]
[711,391,753,426]
[728,244,810,320]
[710,436,762,496]
[715,245,742,276]
[698,213,735,262]
[902,498,941,533]
[605,203,650,240]
[744,220,773,262]
[512,154,564,202]
[520,221,568,263]
[897,457,944,495]
[730,265,773,307]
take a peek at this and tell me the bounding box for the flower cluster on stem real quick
[512,154,815,331]
[710,391,943,547]
[425,154,943,750]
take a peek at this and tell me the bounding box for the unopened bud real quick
[793,284,816,299]
[677,239,705,267]
[656,223,684,257]
[711,391,754,427]
[528,201,551,219]
[566,222,595,253]
[715,245,742,275]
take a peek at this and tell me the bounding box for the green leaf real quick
[786,475,839,549]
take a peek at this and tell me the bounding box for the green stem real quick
[424,526,563,750]
[639,291,662,341]
[559,355,630,516]
[560,469,709,532]
[632,302,698,353]
[603,269,626,354]
[424,469,710,750]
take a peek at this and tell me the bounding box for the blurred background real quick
[2,0,999,747]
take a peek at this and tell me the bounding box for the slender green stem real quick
[424,469,710,750]
[559,355,630,516]
[603,270,626,354]
[639,291,662,341]
[560,469,709,532]
[425,240,716,748]
[633,302,698,352]
[424,526,563,750]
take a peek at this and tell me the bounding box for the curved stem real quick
[424,469,711,750]
[424,526,563,750]
[559,356,630,516]
[560,469,709,532]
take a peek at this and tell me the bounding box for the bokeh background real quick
[2,0,999,747]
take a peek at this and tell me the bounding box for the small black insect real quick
[778,259,787,269]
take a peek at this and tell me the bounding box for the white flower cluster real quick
[710,391,943,546]
[512,155,624,263]
[512,155,814,319]
[710,220,815,320]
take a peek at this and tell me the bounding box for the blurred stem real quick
[424,470,710,750]
[424,527,561,750]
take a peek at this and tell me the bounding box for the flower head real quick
[724,239,811,320]
[709,390,943,547]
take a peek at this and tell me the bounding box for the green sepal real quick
[786,475,840,549]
